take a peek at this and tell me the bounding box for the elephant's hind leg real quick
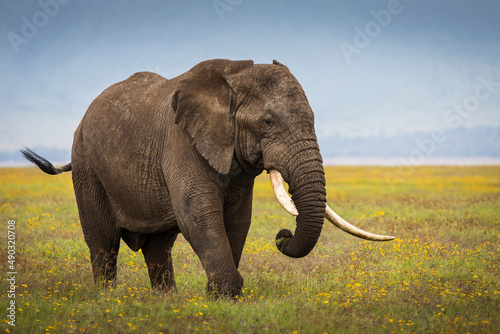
[141,232,178,291]
[73,162,121,286]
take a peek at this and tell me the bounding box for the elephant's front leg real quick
[223,184,254,269]
[180,208,244,298]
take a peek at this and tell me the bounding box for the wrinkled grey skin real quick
[22,59,326,297]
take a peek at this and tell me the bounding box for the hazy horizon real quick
[3,125,499,167]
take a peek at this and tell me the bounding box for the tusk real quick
[270,170,299,216]
[269,170,395,241]
[325,204,395,241]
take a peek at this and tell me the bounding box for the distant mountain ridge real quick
[2,126,499,166]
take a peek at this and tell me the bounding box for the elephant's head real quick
[172,59,394,258]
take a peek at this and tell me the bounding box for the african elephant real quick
[22,59,394,297]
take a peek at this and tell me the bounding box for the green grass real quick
[1,166,499,333]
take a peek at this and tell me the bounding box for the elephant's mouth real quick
[269,170,395,242]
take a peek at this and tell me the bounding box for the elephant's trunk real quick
[271,171,396,243]
[274,151,327,258]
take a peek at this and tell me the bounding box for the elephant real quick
[22,59,394,297]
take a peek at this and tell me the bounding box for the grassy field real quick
[1,166,499,333]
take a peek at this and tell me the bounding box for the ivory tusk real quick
[325,204,395,241]
[269,169,395,241]
[270,170,299,216]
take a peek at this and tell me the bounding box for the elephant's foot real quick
[93,270,117,288]
[151,282,177,293]
[206,273,244,299]
[95,276,117,288]
[149,274,177,293]
[146,261,176,292]
[91,251,118,287]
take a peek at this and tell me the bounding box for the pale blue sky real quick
[1,0,499,151]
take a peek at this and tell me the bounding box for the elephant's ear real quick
[172,59,254,174]
[272,59,290,71]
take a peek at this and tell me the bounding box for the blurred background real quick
[1,0,499,165]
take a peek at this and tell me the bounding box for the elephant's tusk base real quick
[269,170,299,216]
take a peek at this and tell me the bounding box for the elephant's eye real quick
[264,119,274,127]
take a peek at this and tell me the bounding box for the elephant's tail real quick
[21,148,72,175]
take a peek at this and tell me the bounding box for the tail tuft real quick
[20,148,71,175]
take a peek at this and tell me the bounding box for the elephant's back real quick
[95,71,168,109]
[78,71,171,162]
